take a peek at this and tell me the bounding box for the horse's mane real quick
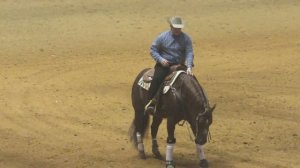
[179,74,209,109]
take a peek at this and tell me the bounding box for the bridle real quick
[195,106,212,142]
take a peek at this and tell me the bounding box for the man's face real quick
[171,26,182,36]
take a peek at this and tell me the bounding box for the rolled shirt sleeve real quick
[150,34,164,63]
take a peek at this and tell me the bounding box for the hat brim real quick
[171,23,184,28]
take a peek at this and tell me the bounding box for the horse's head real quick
[194,104,216,145]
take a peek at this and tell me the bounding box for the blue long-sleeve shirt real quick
[150,30,194,68]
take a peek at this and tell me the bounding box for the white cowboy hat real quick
[168,16,184,28]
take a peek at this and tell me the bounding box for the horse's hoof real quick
[139,151,146,160]
[199,159,209,168]
[152,148,163,160]
[166,164,175,168]
[154,153,163,160]
[166,161,175,168]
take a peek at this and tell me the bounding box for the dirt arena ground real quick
[0,0,299,168]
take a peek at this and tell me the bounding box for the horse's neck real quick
[179,75,208,111]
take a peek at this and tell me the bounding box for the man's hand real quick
[187,68,193,76]
[161,58,169,67]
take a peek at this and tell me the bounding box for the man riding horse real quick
[145,16,195,114]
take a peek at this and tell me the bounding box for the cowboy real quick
[145,16,195,114]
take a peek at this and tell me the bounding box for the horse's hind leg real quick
[135,111,149,160]
[136,131,146,159]
[131,106,149,160]
[151,115,163,159]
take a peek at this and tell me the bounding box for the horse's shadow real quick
[143,149,234,168]
[172,155,233,168]
[172,149,283,168]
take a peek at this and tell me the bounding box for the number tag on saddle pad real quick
[137,77,151,90]
[137,70,186,94]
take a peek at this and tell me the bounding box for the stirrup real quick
[144,100,156,115]
[145,100,153,110]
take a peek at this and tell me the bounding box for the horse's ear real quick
[210,104,216,113]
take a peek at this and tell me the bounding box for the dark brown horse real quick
[129,68,216,168]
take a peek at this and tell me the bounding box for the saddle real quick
[142,64,187,83]
[138,64,187,93]
[141,64,187,116]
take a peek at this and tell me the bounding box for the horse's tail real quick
[128,113,150,149]
[128,68,151,149]
[128,120,137,147]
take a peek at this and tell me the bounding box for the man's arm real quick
[185,35,194,75]
[185,36,194,69]
[150,34,164,63]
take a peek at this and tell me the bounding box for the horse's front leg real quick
[196,144,208,168]
[151,115,163,159]
[166,118,176,168]
[191,124,209,168]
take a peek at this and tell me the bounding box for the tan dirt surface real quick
[0,0,299,168]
